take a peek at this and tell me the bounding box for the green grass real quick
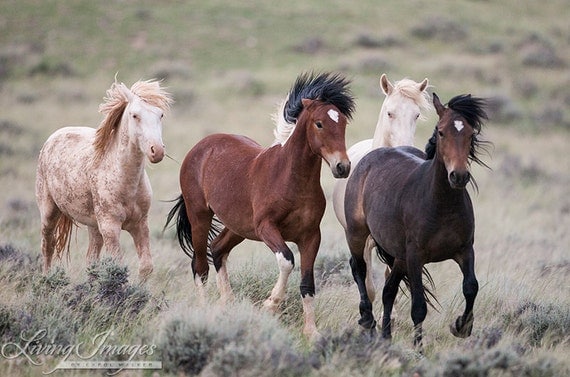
[1,0,569,375]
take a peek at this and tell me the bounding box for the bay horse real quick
[165,72,355,340]
[36,79,173,280]
[344,93,489,348]
[332,74,431,303]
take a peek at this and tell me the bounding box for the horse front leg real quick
[126,217,154,281]
[257,222,294,314]
[98,216,123,261]
[86,226,104,265]
[297,230,322,341]
[451,246,478,338]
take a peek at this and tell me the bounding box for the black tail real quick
[164,195,194,258]
[376,243,440,311]
[164,194,224,261]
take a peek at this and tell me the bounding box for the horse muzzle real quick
[148,144,165,163]
[449,170,470,189]
[331,159,351,178]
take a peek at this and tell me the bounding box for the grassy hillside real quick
[0,1,569,376]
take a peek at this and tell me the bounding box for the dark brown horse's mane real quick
[283,72,356,124]
[424,94,492,170]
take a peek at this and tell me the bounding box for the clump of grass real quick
[502,301,570,347]
[158,302,311,376]
[0,257,156,350]
[313,328,411,376]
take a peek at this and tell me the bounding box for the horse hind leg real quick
[381,259,405,341]
[39,209,61,274]
[346,224,377,334]
[363,235,376,302]
[407,257,428,349]
[211,228,244,304]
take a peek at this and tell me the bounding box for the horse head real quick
[434,93,472,188]
[124,82,173,164]
[301,98,351,178]
[374,74,430,148]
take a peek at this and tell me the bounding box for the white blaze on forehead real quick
[454,120,464,132]
[327,109,339,123]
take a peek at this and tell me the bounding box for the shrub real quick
[158,302,310,376]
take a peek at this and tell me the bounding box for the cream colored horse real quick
[35,79,172,279]
[332,74,431,301]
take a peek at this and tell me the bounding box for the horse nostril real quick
[151,145,155,155]
[336,162,350,178]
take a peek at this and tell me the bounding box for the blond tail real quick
[54,214,74,264]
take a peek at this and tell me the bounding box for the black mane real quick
[448,94,488,135]
[283,72,356,124]
[424,94,491,169]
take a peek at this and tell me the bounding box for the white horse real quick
[35,79,173,279]
[332,74,431,301]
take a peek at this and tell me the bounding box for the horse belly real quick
[182,134,260,239]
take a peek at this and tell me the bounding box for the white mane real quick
[271,97,294,146]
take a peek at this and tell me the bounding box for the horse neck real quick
[96,114,146,186]
[425,155,467,205]
[372,102,389,148]
[279,120,322,183]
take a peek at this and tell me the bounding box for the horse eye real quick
[415,113,420,120]
[132,114,139,120]
[387,112,394,119]
[438,131,444,137]
[315,121,323,129]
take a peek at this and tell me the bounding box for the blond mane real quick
[93,79,173,161]
[271,98,293,146]
[391,78,433,121]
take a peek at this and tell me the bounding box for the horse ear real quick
[380,74,393,95]
[118,83,134,102]
[433,93,445,117]
[418,78,429,92]
[301,98,314,109]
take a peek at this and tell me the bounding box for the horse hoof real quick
[262,298,280,314]
[138,263,153,282]
[358,316,377,330]
[304,329,322,343]
[450,315,473,338]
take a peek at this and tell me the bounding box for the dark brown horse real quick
[344,93,489,347]
[165,72,355,339]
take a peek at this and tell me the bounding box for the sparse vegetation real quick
[0,0,569,375]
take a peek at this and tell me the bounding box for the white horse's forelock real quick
[391,78,433,120]
[271,96,295,146]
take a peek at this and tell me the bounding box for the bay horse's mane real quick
[273,72,355,145]
[425,94,491,169]
[93,79,173,162]
[390,78,433,120]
